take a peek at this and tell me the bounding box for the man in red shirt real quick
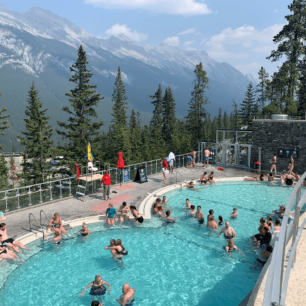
[101,170,111,200]
[161,158,169,182]
[254,161,260,174]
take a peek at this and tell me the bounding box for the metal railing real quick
[0,151,195,213]
[29,213,45,239]
[263,171,306,306]
[254,115,306,120]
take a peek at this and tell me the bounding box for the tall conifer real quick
[239,83,256,128]
[18,83,53,184]
[129,110,142,163]
[57,45,103,168]
[162,87,176,148]
[256,67,270,111]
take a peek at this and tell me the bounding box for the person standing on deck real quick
[101,170,111,200]
[161,158,169,182]
[270,153,277,175]
[204,146,210,168]
[192,150,197,167]
[168,151,175,174]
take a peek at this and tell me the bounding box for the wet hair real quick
[116,239,125,252]
[130,205,136,210]
[267,216,272,222]
[163,196,166,199]
[0,223,5,228]
[260,174,264,180]
[156,198,161,203]
[233,208,237,211]
[269,173,273,177]
[110,239,116,246]
[190,205,195,210]
[122,202,127,206]
[209,209,214,215]
[204,172,207,175]
[197,205,201,209]
[166,210,170,216]
[267,221,273,227]
[260,217,266,223]
[186,199,189,201]
[275,219,281,225]
[219,215,223,223]
[266,245,273,252]
[153,203,158,209]
[158,206,163,211]
[91,300,100,306]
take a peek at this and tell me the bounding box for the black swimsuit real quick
[52,220,61,228]
[286,178,293,186]
[0,249,7,255]
[81,232,88,236]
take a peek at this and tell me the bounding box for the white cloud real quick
[205,24,283,60]
[85,0,212,16]
[178,28,196,35]
[235,62,260,74]
[184,40,196,46]
[163,36,180,46]
[104,24,148,42]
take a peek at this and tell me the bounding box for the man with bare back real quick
[204,146,210,167]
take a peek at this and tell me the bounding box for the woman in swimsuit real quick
[218,215,223,226]
[79,274,111,303]
[244,174,265,181]
[118,202,130,225]
[130,205,144,224]
[224,240,244,257]
[208,171,215,184]
[44,230,62,244]
[48,213,70,237]
[104,239,117,259]
[200,172,208,185]
[285,172,295,186]
[270,153,277,175]
[157,206,164,218]
[104,239,127,261]
[75,223,90,237]
[152,203,159,214]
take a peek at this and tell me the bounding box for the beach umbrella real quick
[74,163,81,185]
[117,152,125,186]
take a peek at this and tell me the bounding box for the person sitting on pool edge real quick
[48,213,70,238]
[118,202,130,225]
[224,240,244,257]
[218,221,237,241]
[165,210,177,223]
[208,171,215,184]
[105,204,117,227]
[185,205,196,219]
[230,208,238,219]
[200,172,208,185]
[130,205,144,224]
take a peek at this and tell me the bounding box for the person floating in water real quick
[75,222,90,237]
[116,283,135,306]
[218,221,237,241]
[79,274,111,304]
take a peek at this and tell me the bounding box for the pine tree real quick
[149,84,166,159]
[256,67,270,111]
[239,83,257,127]
[129,110,142,163]
[172,120,192,154]
[0,97,11,151]
[217,107,223,128]
[267,0,306,112]
[0,154,8,190]
[140,125,151,161]
[162,87,176,148]
[231,100,240,129]
[108,66,132,164]
[223,111,229,129]
[9,156,18,188]
[57,45,103,170]
[297,55,306,115]
[18,83,53,184]
[187,63,210,143]
[11,143,16,152]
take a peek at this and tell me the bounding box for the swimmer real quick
[230,208,238,219]
[116,283,135,306]
[105,239,128,261]
[187,181,195,188]
[285,172,296,186]
[272,205,285,218]
[195,206,204,226]
[79,274,111,303]
[161,196,167,205]
[157,206,165,217]
[182,199,191,209]
[0,223,32,251]
[165,210,177,223]
[130,205,144,224]
[206,215,218,229]
[44,230,62,244]
[208,171,215,184]
[218,221,237,241]
[105,203,117,227]
[244,174,265,181]
[256,245,273,266]
[152,203,159,214]
[185,205,196,219]
[217,215,224,226]
[200,172,208,185]
[48,213,70,237]
[274,219,281,232]
[75,223,90,237]
[267,173,274,185]
[104,239,118,259]
[224,240,244,257]
[118,202,130,225]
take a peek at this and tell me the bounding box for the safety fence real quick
[263,171,306,306]
[0,151,195,213]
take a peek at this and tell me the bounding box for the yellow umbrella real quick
[87,142,93,162]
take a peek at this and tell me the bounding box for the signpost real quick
[134,165,148,183]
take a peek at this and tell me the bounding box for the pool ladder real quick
[175,171,186,184]
[29,210,54,241]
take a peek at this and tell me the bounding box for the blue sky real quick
[0,0,291,78]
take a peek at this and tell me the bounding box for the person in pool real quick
[187,181,195,188]
[110,239,128,259]
[195,206,205,226]
[48,213,70,237]
[152,203,159,215]
[105,203,117,227]
[254,227,272,247]
[230,208,238,219]
[208,171,215,184]
[224,240,244,257]
[130,205,144,224]
[272,205,285,218]
[280,170,287,186]
[182,199,191,210]
[217,215,224,226]
[256,245,273,266]
[104,239,118,259]
[0,223,32,252]
[267,173,274,185]
[244,174,265,181]
[118,202,130,225]
[185,205,196,219]
[285,172,296,186]
[206,215,218,229]
[116,283,135,306]
[161,196,167,205]
[75,222,90,237]
[44,230,62,244]
[274,219,282,232]
[79,274,111,303]
[157,206,165,218]
[165,210,177,223]
[218,222,237,241]
[200,172,208,185]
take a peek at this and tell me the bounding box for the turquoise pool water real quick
[0,182,293,306]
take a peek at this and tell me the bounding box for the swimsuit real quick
[89,282,106,296]
[198,219,204,224]
[116,248,128,256]
[286,178,293,186]
[52,220,61,228]
[136,216,144,223]
[209,176,213,180]
[81,232,88,236]
[201,180,207,184]
[1,238,14,246]
[224,233,234,240]
[0,249,7,255]
[119,293,135,306]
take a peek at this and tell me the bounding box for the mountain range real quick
[0,5,255,150]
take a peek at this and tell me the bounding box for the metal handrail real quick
[175,171,185,184]
[40,210,52,228]
[29,213,45,240]
[263,171,306,306]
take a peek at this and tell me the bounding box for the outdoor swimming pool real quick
[0,181,293,306]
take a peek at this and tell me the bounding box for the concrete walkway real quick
[4,164,251,238]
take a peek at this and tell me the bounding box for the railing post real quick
[69,178,72,197]
[16,188,20,209]
[49,182,53,201]
[116,169,118,184]
[59,181,62,199]
[4,191,8,212]
[39,185,43,204]
[292,185,302,267]
[28,187,32,206]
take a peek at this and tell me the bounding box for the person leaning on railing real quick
[101,170,111,200]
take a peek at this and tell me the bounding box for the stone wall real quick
[251,120,306,175]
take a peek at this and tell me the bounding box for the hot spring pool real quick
[0,181,293,306]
